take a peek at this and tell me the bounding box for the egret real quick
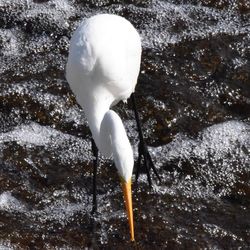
[66,13,160,242]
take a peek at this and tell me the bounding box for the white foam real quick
[0,29,20,57]
[26,0,73,27]
[149,120,250,197]
[140,0,249,48]
[195,120,250,160]
[150,120,250,162]
[0,191,27,212]
[34,199,90,226]
[0,122,92,164]
[0,240,15,250]
[0,122,59,146]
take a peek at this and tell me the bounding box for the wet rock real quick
[0,0,250,248]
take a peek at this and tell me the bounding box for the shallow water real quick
[0,0,250,249]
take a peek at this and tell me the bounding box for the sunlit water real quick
[0,0,250,248]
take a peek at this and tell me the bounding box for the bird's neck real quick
[83,87,114,155]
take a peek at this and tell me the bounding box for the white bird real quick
[66,13,159,242]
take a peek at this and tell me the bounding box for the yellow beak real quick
[121,178,135,242]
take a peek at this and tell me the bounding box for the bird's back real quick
[66,14,142,107]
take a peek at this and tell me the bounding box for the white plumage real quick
[66,14,141,181]
[66,14,142,241]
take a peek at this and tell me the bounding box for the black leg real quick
[91,138,98,214]
[130,93,161,187]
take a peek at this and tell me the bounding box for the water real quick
[0,0,250,248]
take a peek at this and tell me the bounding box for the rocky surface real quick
[0,0,249,248]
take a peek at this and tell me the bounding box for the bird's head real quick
[101,110,135,241]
